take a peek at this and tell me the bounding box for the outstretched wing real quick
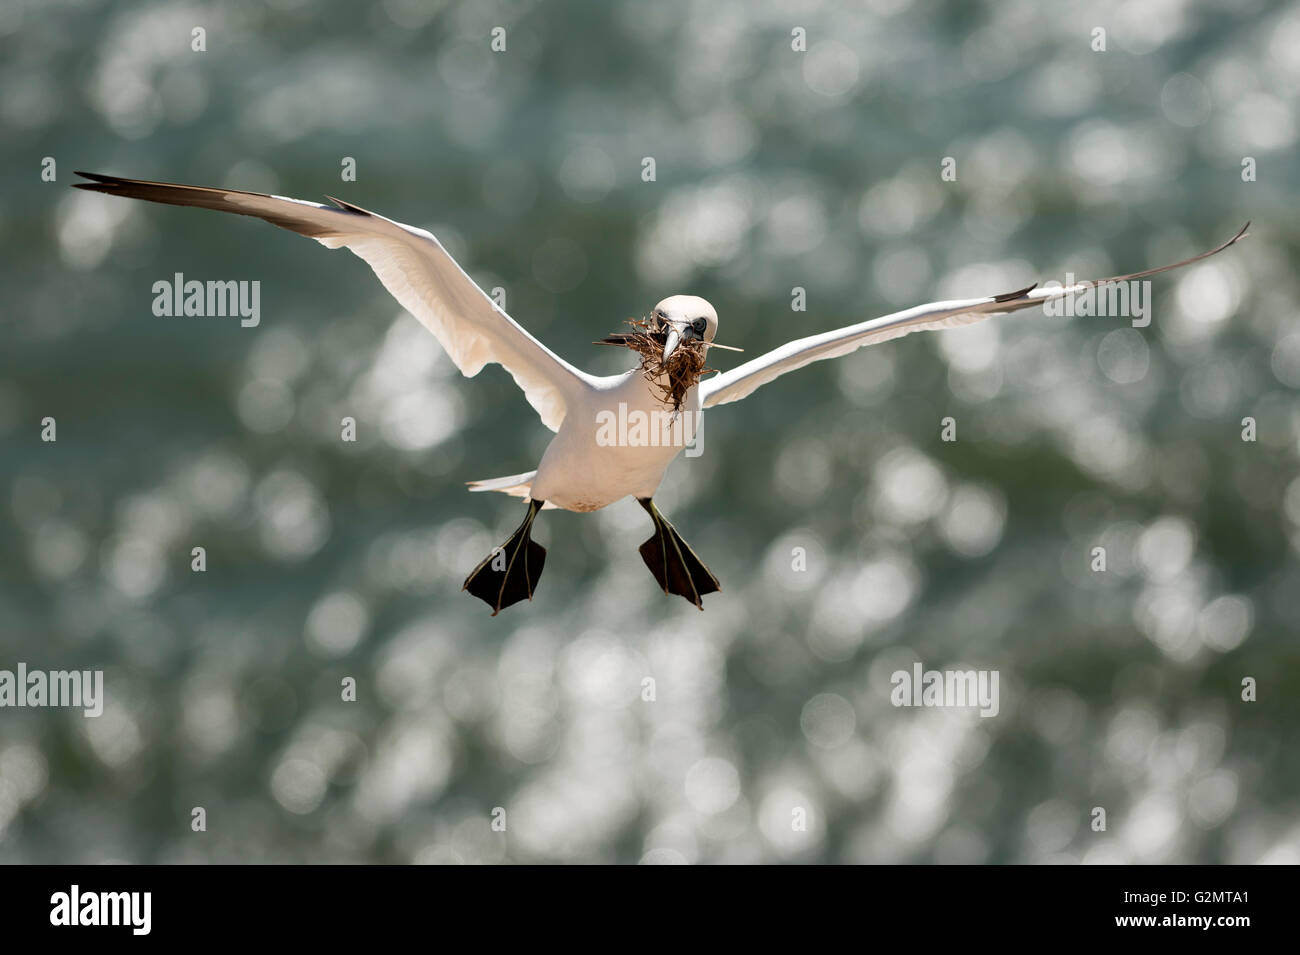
[74,171,594,431]
[701,224,1250,409]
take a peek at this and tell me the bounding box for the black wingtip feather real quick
[73,171,125,195]
[993,282,1038,303]
[326,196,372,216]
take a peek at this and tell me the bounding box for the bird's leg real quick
[636,497,721,610]
[463,499,547,615]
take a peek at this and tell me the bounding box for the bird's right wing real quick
[701,224,1250,409]
[73,172,594,431]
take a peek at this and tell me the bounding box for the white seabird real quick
[73,172,1248,614]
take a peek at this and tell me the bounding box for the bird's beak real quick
[661,323,692,362]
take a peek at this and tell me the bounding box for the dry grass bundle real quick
[597,318,713,412]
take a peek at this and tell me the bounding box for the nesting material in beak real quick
[596,317,713,412]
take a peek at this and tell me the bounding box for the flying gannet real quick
[72,172,1247,614]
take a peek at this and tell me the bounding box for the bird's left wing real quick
[701,224,1249,409]
[73,171,595,431]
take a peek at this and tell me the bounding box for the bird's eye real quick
[692,318,707,333]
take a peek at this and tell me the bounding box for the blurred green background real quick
[1,0,1298,863]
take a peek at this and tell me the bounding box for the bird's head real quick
[649,294,718,360]
[595,294,739,411]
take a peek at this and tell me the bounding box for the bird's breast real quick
[528,372,702,510]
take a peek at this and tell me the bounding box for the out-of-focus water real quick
[1,0,1298,863]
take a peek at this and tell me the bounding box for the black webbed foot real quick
[463,500,547,615]
[637,497,720,610]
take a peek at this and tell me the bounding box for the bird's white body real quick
[529,370,700,510]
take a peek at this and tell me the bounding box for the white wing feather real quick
[74,172,594,431]
[701,224,1249,409]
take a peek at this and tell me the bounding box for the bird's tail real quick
[466,470,556,508]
